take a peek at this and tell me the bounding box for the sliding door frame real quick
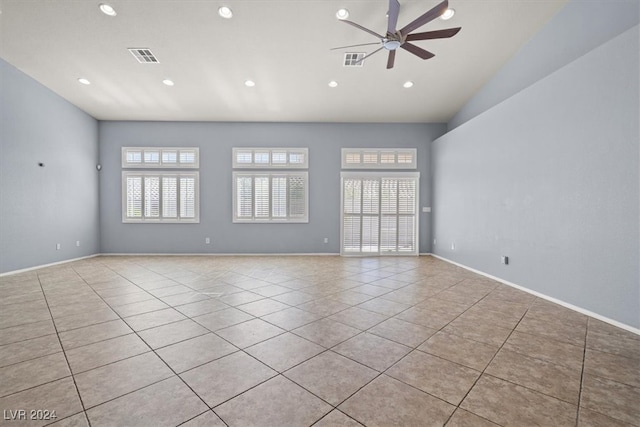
[340,171,420,256]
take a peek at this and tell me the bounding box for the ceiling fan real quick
[333,0,461,69]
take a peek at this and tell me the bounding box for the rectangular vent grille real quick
[344,52,365,67]
[128,48,159,63]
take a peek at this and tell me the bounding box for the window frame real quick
[232,147,309,169]
[341,148,417,169]
[121,171,200,223]
[232,171,309,223]
[122,147,199,169]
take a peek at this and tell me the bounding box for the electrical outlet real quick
[205,237,211,244]
[433,239,436,245]
[501,256,509,265]
[451,242,455,251]
[56,243,61,250]
[76,241,80,247]
[323,238,329,244]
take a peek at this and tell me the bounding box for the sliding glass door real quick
[341,172,419,256]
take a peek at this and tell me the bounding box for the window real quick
[341,172,419,255]
[122,147,199,168]
[122,172,199,222]
[232,146,309,223]
[122,146,200,223]
[233,172,308,223]
[341,148,417,169]
[232,148,308,169]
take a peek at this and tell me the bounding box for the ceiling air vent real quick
[343,52,365,67]
[128,48,159,63]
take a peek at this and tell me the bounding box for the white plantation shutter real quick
[362,180,379,215]
[178,149,198,166]
[343,179,361,215]
[232,147,308,223]
[122,147,199,168]
[288,175,306,218]
[341,172,419,255]
[341,149,417,169]
[362,216,379,253]
[126,150,142,164]
[233,172,308,222]
[343,179,361,253]
[122,172,199,223]
[272,176,287,218]
[144,177,160,218]
[236,176,252,219]
[162,150,178,165]
[179,176,196,219]
[236,150,253,165]
[255,152,270,165]
[343,217,361,253]
[144,150,160,165]
[162,176,178,218]
[272,151,287,165]
[254,177,270,218]
[232,148,308,168]
[126,176,143,218]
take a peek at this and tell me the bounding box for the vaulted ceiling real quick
[0,0,568,122]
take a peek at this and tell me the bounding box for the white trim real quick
[100,253,339,257]
[232,147,309,169]
[430,254,640,336]
[341,148,417,169]
[340,171,421,179]
[121,147,199,169]
[0,254,100,277]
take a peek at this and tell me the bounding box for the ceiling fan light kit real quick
[333,0,461,69]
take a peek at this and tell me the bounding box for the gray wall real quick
[432,25,639,328]
[99,122,445,255]
[448,0,640,131]
[0,59,100,274]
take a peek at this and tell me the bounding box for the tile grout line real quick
[71,263,232,423]
[575,318,590,427]
[6,257,635,426]
[35,271,93,427]
[439,295,532,426]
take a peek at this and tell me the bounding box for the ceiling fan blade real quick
[354,46,385,65]
[386,50,396,69]
[401,42,435,60]
[330,42,382,51]
[400,0,449,36]
[341,20,384,39]
[405,27,461,41]
[387,0,401,34]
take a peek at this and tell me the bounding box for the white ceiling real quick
[0,0,568,123]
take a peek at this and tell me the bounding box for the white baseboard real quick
[99,252,340,257]
[0,254,100,277]
[430,254,640,336]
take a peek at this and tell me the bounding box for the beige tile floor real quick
[0,255,638,427]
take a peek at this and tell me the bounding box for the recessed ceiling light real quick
[244,80,256,87]
[328,80,338,88]
[77,78,91,85]
[99,3,117,16]
[162,79,174,86]
[403,81,414,88]
[218,6,233,19]
[336,9,349,20]
[440,8,455,20]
